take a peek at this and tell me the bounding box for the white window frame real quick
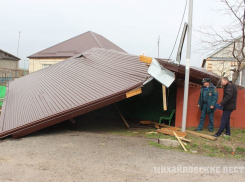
[42,64,52,69]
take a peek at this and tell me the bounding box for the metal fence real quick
[0,68,29,84]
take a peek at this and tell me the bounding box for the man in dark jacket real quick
[194,78,218,132]
[213,77,238,137]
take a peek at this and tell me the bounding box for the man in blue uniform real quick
[194,78,218,132]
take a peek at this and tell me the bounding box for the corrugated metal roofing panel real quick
[157,58,244,89]
[0,48,149,138]
[28,31,126,58]
[157,59,221,85]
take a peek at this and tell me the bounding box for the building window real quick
[42,64,52,69]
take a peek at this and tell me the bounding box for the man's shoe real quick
[221,132,231,136]
[208,130,214,132]
[212,133,221,137]
[193,129,202,131]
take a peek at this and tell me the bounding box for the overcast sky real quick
[0,0,233,69]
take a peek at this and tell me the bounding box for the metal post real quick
[158,36,160,58]
[181,0,193,132]
[24,60,29,76]
[17,31,21,57]
[24,60,25,76]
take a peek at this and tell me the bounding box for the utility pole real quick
[181,0,193,132]
[24,60,29,76]
[158,36,160,58]
[17,31,21,57]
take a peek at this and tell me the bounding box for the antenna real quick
[158,36,160,58]
[17,31,21,57]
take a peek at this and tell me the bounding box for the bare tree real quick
[197,0,245,83]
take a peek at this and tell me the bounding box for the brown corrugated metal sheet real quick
[157,59,244,89]
[0,48,149,138]
[157,59,221,85]
[28,31,126,58]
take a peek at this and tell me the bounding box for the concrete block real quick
[158,138,180,148]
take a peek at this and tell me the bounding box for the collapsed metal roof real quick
[28,31,126,58]
[0,48,149,139]
[157,59,245,89]
[157,59,221,85]
[1,48,233,139]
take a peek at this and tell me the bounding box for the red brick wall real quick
[175,86,245,129]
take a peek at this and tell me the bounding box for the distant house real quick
[28,31,126,73]
[0,49,20,82]
[202,36,245,86]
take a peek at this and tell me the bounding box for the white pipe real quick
[181,0,193,132]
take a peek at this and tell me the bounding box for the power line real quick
[167,0,188,62]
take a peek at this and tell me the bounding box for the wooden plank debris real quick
[164,127,178,131]
[146,132,158,134]
[140,121,151,125]
[126,88,142,98]
[139,55,153,64]
[173,131,187,152]
[69,118,76,124]
[162,85,167,111]
[155,124,160,129]
[179,137,191,143]
[151,122,216,141]
[182,129,217,141]
[157,128,187,138]
[151,122,174,128]
[139,121,216,140]
[114,104,129,128]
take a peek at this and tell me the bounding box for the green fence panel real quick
[0,85,6,106]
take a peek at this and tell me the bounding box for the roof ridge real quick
[28,31,92,58]
[208,34,244,58]
[0,49,20,60]
[90,31,104,48]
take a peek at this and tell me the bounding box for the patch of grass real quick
[191,143,199,148]
[236,147,245,152]
[237,136,245,143]
[106,125,245,159]
[233,129,240,135]
[146,133,159,139]
[234,154,243,159]
[232,129,245,135]
[203,144,211,148]
[223,145,232,153]
[184,144,191,151]
[223,135,232,141]
[209,147,216,152]
[206,153,216,157]
[146,133,172,140]
[148,141,167,149]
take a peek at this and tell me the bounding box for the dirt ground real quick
[0,114,245,182]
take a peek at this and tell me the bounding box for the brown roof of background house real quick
[0,49,20,61]
[28,31,126,58]
[0,48,149,139]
